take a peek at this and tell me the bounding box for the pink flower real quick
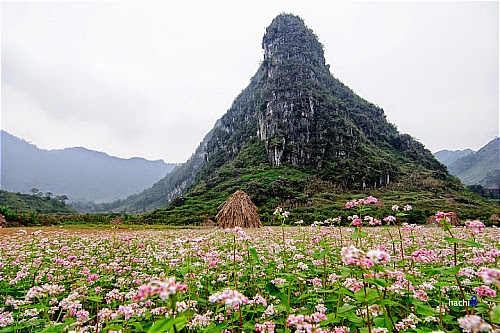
[344,278,363,292]
[25,284,65,300]
[477,267,500,285]
[345,196,378,208]
[366,250,391,265]
[133,278,187,302]
[365,196,379,204]
[0,311,14,328]
[287,312,327,332]
[209,289,249,308]
[435,211,454,223]
[465,220,485,231]
[412,248,436,263]
[76,309,90,322]
[473,285,496,298]
[365,216,381,226]
[255,321,275,333]
[345,200,357,209]
[341,245,363,265]
[360,257,374,269]
[413,289,429,302]
[250,294,267,307]
[310,277,322,288]
[403,205,412,211]
[87,273,99,283]
[383,216,396,224]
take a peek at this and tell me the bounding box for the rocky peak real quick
[262,14,326,68]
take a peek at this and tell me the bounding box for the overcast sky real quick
[1,1,498,163]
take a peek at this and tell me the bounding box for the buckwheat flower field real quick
[0,204,499,332]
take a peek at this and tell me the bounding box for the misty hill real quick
[103,14,495,222]
[0,131,179,203]
[434,148,474,166]
[440,138,499,189]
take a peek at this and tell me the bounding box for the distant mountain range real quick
[434,148,475,166]
[0,131,179,203]
[434,138,499,189]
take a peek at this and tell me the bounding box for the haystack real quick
[110,216,123,225]
[216,190,262,228]
[202,219,216,227]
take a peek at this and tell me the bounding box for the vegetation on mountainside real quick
[0,190,75,215]
[142,139,498,226]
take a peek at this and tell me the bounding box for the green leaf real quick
[365,278,387,287]
[416,329,433,333]
[205,323,228,333]
[106,324,124,331]
[492,305,500,324]
[433,282,454,287]
[276,303,287,313]
[147,316,187,333]
[249,247,262,264]
[179,266,189,276]
[354,288,378,302]
[350,227,368,239]
[40,323,67,333]
[373,317,386,327]
[337,304,356,314]
[340,267,351,278]
[132,322,144,332]
[375,299,403,307]
[343,312,364,324]
[86,295,103,302]
[442,265,461,275]
[444,237,484,249]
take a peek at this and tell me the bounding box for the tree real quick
[45,192,53,199]
[30,188,40,195]
[55,195,69,205]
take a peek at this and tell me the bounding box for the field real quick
[0,206,499,332]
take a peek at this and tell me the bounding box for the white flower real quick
[458,315,492,332]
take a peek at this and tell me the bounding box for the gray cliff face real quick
[205,15,385,173]
[258,15,329,166]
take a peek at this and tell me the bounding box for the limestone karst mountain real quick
[106,14,495,222]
